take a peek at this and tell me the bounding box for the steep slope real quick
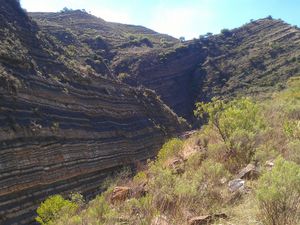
[30,12,300,120]
[0,1,184,224]
[117,18,300,118]
[30,11,200,118]
[195,18,300,101]
[111,42,207,119]
[29,10,178,79]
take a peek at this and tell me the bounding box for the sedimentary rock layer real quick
[0,1,182,224]
[0,76,181,224]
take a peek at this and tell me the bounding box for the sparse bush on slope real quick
[256,157,300,225]
[194,97,265,171]
[36,195,78,225]
[156,138,183,164]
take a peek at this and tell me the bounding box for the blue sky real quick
[20,0,300,39]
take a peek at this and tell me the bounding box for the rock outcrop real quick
[110,184,147,203]
[189,213,228,225]
[228,179,245,192]
[237,163,260,180]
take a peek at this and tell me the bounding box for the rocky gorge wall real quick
[0,1,183,224]
[112,43,208,119]
[0,78,181,224]
[30,11,300,122]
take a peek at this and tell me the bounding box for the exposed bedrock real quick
[0,1,183,224]
[0,72,183,225]
[0,75,183,224]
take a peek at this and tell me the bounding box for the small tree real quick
[221,28,231,37]
[206,32,213,37]
[194,98,265,168]
[60,7,73,13]
[179,36,185,42]
[256,157,300,225]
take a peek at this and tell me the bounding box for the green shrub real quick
[185,151,206,170]
[156,138,183,164]
[133,171,147,183]
[122,195,156,224]
[86,195,117,222]
[36,195,78,225]
[194,97,265,169]
[200,159,230,184]
[218,98,264,141]
[178,116,188,127]
[256,157,300,225]
[176,161,227,214]
[284,120,300,139]
[0,67,22,93]
[69,193,84,208]
[60,7,74,13]
[148,166,177,211]
[221,28,231,37]
[148,150,229,216]
[254,144,279,163]
[95,35,103,41]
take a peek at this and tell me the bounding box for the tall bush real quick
[256,157,300,225]
[194,97,265,169]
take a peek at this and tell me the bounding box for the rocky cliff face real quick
[30,12,300,120]
[0,1,184,224]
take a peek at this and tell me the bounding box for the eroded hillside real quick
[30,12,300,119]
[196,18,300,100]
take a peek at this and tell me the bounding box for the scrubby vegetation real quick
[36,195,78,225]
[36,77,300,225]
[194,97,265,172]
[256,157,300,225]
